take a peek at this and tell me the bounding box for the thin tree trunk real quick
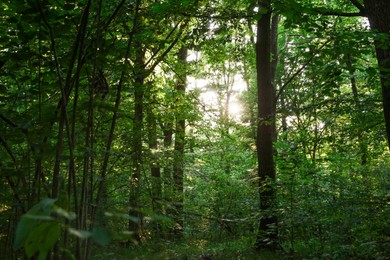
[173,46,187,236]
[245,20,258,142]
[92,0,140,248]
[162,121,173,237]
[49,0,92,200]
[129,42,146,243]
[146,95,162,236]
[52,115,65,199]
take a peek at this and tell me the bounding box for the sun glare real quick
[229,101,242,118]
[199,90,243,121]
[186,54,246,122]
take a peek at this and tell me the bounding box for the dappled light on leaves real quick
[1,0,390,259]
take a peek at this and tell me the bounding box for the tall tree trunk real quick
[129,45,146,242]
[52,114,65,199]
[173,46,187,236]
[363,0,390,149]
[271,13,280,144]
[255,0,277,250]
[270,14,279,88]
[146,94,162,236]
[127,1,145,242]
[161,116,173,238]
[79,1,104,256]
[243,66,257,141]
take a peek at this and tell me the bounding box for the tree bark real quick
[270,13,280,144]
[129,47,146,242]
[173,46,187,236]
[146,93,162,236]
[162,121,174,238]
[363,0,390,149]
[255,0,277,251]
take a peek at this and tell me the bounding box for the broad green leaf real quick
[24,222,60,258]
[13,198,57,250]
[91,227,112,246]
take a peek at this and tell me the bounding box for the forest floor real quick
[92,238,283,259]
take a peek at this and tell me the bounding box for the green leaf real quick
[91,227,112,246]
[24,222,61,258]
[259,7,269,15]
[13,198,57,250]
[63,3,76,10]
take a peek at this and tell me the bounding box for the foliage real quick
[13,198,113,259]
[1,0,389,259]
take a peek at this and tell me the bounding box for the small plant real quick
[13,198,69,259]
[13,198,112,259]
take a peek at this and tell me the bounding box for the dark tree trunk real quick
[52,114,65,199]
[255,0,277,251]
[270,13,280,144]
[162,122,174,237]
[270,14,279,87]
[163,123,173,200]
[173,46,187,236]
[129,42,146,243]
[146,94,162,236]
[364,0,390,149]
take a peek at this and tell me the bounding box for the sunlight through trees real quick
[0,0,389,259]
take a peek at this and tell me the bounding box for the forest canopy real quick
[0,0,389,259]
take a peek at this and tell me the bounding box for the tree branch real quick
[103,0,127,32]
[0,135,26,213]
[315,8,365,17]
[0,135,17,163]
[0,114,28,135]
[275,38,333,102]
[147,19,190,75]
[349,0,365,12]
[144,21,181,69]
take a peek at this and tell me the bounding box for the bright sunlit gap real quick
[229,101,243,118]
[188,75,245,121]
[187,51,246,122]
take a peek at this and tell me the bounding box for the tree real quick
[2,0,390,258]
[284,0,390,147]
[363,0,390,149]
[255,0,278,250]
[172,46,188,236]
[125,0,190,241]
